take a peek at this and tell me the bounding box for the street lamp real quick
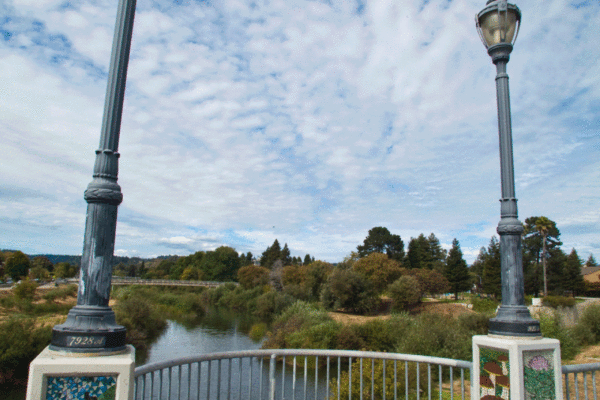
[476,0,540,336]
[50,0,137,352]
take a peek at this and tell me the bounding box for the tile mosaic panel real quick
[479,346,510,400]
[523,350,555,400]
[46,375,116,400]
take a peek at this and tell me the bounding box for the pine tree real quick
[585,254,597,268]
[281,244,292,266]
[564,249,585,296]
[303,254,312,265]
[261,240,281,269]
[444,239,471,300]
[357,227,404,262]
[482,237,502,298]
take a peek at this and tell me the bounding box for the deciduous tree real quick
[352,252,402,293]
[6,251,30,281]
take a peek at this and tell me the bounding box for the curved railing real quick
[134,349,473,400]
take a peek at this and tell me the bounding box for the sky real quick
[1,0,599,264]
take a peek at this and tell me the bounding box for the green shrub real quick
[470,297,499,313]
[336,325,366,350]
[457,313,489,335]
[354,319,401,352]
[237,265,270,289]
[331,357,427,399]
[254,290,295,320]
[538,312,579,361]
[320,268,379,314]
[542,296,576,309]
[395,314,472,361]
[0,317,51,383]
[573,304,600,345]
[287,320,340,349]
[114,295,167,343]
[388,276,421,311]
[249,323,267,342]
[13,278,37,300]
[43,284,78,302]
[201,283,238,305]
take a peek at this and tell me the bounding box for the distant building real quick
[582,266,600,283]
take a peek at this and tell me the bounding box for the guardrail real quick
[134,349,472,400]
[111,278,233,288]
[563,362,600,400]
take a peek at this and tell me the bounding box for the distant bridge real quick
[59,277,233,288]
[110,277,233,288]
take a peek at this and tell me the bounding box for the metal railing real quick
[134,349,472,400]
[563,363,600,400]
[111,277,233,288]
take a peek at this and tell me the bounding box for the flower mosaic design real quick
[46,376,116,400]
[523,350,555,400]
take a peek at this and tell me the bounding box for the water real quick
[141,308,262,366]
[136,308,330,399]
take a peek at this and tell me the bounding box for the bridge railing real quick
[111,277,230,287]
[133,349,472,400]
[563,362,600,400]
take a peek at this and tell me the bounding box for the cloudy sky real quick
[1,0,598,264]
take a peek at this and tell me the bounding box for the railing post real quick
[270,355,276,400]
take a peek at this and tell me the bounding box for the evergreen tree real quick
[406,234,428,269]
[444,239,471,300]
[546,248,567,294]
[481,237,502,298]
[585,254,597,268]
[281,243,292,266]
[564,248,585,296]
[357,227,404,262]
[261,239,282,269]
[303,254,312,266]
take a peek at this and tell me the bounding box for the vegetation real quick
[357,226,404,262]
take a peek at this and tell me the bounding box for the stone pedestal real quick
[472,335,562,400]
[26,345,135,400]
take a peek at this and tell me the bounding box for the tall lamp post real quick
[50,0,137,353]
[475,0,540,337]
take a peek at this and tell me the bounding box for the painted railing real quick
[133,349,472,400]
[563,362,600,400]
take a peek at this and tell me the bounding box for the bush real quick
[114,295,167,343]
[542,295,576,309]
[331,357,427,399]
[13,278,37,300]
[538,312,579,361]
[573,304,600,345]
[43,284,78,302]
[320,268,379,314]
[249,323,268,342]
[201,283,238,305]
[352,253,402,293]
[237,265,270,289]
[262,302,332,349]
[470,296,499,313]
[388,276,421,311]
[0,317,51,383]
[254,290,295,321]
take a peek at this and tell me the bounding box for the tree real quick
[237,265,270,289]
[564,249,585,296]
[200,246,240,281]
[406,233,446,270]
[303,254,312,265]
[53,262,78,279]
[6,251,31,281]
[523,216,561,296]
[357,227,404,262]
[407,268,450,297]
[444,239,471,300]
[388,276,421,311]
[480,237,502,298]
[585,254,597,268]
[352,252,403,293]
[320,268,378,314]
[31,256,53,273]
[281,244,292,266]
[261,239,281,269]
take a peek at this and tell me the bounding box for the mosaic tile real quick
[523,350,555,400]
[46,375,116,400]
[479,346,510,400]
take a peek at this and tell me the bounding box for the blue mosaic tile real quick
[46,375,116,400]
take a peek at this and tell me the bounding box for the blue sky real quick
[1,0,598,264]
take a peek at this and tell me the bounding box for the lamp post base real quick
[489,305,541,336]
[50,305,126,353]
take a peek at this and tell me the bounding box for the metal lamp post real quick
[50,0,137,353]
[476,0,540,336]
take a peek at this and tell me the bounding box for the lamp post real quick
[50,0,137,353]
[476,0,540,337]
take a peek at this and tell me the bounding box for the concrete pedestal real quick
[472,335,562,400]
[26,345,135,400]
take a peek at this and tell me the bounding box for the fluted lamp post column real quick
[476,0,540,337]
[50,0,137,353]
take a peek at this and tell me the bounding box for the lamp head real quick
[476,0,521,50]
